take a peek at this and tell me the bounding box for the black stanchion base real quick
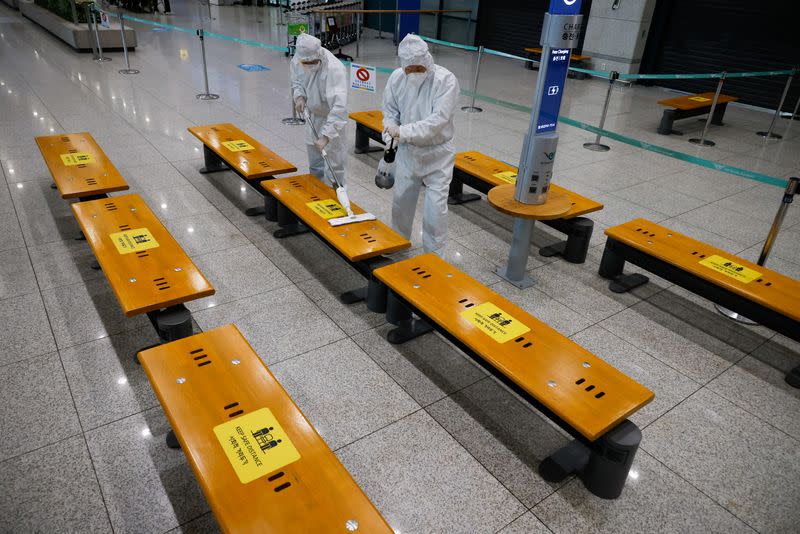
[583,142,610,152]
[196,93,220,100]
[756,131,782,140]
[119,69,140,74]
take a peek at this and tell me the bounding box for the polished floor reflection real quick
[0,1,798,532]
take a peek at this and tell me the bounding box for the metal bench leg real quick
[354,125,383,154]
[786,366,800,389]
[264,194,278,222]
[199,145,228,174]
[340,277,388,313]
[657,109,680,135]
[447,178,481,205]
[274,202,309,238]
[540,217,593,264]
[711,102,728,126]
[386,290,433,344]
[50,182,58,190]
[90,261,101,270]
[166,430,181,449]
[541,420,641,500]
[599,238,649,293]
[149,304,193,342]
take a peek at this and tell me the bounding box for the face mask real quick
[406,72,427,88]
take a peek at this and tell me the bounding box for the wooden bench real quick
[188,123,297,219]
[599,218,800,387]
[656,92,739,135]
[452,151,603,263]
[373,253,654,499]
[262,174,411,310]
[138,324,392,533]
[349,110,386,154]
[35,132,129,201]
[72,193,214,343]
[524,47,591,79]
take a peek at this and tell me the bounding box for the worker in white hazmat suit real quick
[382,34,460,255]
[290,33,349,186]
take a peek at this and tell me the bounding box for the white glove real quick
[315,136,329,152]
[294,96,306,114]
[384,125,400,140]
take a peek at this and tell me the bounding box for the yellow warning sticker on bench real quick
[109,228,160,255]
[222,140,255,152]
[699,255,761,283]
[306,199,345,220]
[213,407,301,484]
[492,171,517,184]
[60,152,94,166]
[689,96,711,102]
[460,302,530,343]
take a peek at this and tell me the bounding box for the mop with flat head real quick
[303,111,377,227]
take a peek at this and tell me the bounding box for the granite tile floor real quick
[0,1,798,533]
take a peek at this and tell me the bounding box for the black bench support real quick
[382,285,642,499]
[197,144,277,220]
[599,236,800,387]
[147,304,193,343]
[657,102,729,135]
[354,123,385,154]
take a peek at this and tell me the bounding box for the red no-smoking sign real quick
[350,63,377,93]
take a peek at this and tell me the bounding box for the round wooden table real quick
[487,184,572,288]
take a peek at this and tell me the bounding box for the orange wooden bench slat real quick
[72,194,214,317]
[455,151,604,219]
[35,132,128,199]
[138,324,392,534]
[349,110,384,133]
[374,253,654,441]
[261,174,411,262]
[524,47,591,61]
[657,92,739,110]
[188,124,297,180]
[606,218,800,322]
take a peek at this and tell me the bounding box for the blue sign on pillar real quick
[549,0,582,15]
[537,48,570,133]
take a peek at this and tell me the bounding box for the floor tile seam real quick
[77,432,118,534]
[637,422,764,534]
[330,406,427,454]
[159,511,214,534]
[417,401,529,513]
[592,321,706,387]
[695,382,800,445]
[0,428,82,466]
[526,508,557,534]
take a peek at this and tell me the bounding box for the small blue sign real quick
[238,64,271,72]
[537,49,571,133]
[549,0,582,15]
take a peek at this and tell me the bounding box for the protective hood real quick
[398,34,434,72]
[296,33,324,63]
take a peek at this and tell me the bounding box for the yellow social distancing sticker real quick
[461,302,530,343]
[699,254,761,283]
[689,96,711,102]
[222,140,255,152]
[492,171,517,184]
[213,407,301,484]
[109,228,160,255]
[306,199,345,220]
[60,152,94,166]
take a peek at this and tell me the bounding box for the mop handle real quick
[303,110,343,190]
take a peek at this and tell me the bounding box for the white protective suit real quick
[382,34,460,254]
[290,34,349,186]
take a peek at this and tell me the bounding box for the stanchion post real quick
[461,45,484,113]
[583,70,619,152]
[91,7,111,62]
[356,11,361,57]
[394,0,400,48]
[689,71,726,147]
[715,177,799,325]
[117,11,139,74]
[757,69,795,140]
[83,3,99,59]
[195,29,219,100]
[377,2,384,39]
